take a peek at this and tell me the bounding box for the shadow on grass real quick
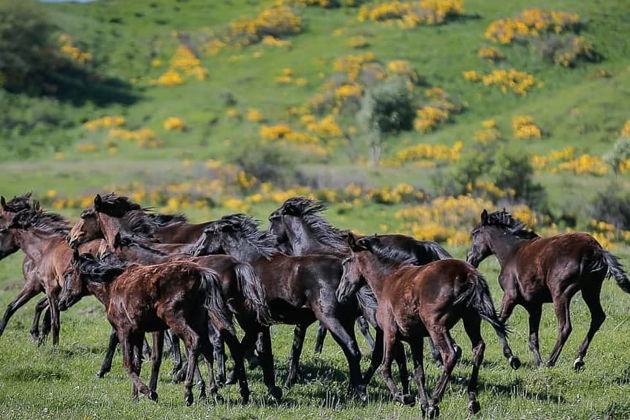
[1,366,69,382]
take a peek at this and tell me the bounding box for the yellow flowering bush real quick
[109,128,163,148]
[76,143,98,153]
[59,34,92,65]
[414,106,449,132]
[465,69,538,95]
[557,155,609,176]
[83,116,125,131]
[152,45,207,86]
[163,117,186,131]
[261,36,292,47]
[485,9,582,44]
[347,36,369,48]
[512,116,542,139]
[382,141,462,166]
[358,0,464,28]
[247,108,264,122]
[477,46,505,61]
[621,120,630,138]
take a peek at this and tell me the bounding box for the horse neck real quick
[358,252,401,299]
[14,229,61,262]
[287,220,348,257]
[86,280,112,308]
[97,213,123,248]
[224,241,267,264]
[488,230,530,267]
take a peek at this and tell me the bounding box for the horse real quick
[64,194,280,401]
[191,214,369,402]
[64,250,232,405]
[336,233,520,417]
[4,205,102,345]
[268,196,453,368]
[466,209,630,369]
[0,194,52,340]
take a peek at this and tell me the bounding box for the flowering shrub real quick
[358,0,464,28]
[76,143,98,153]
[622,120,630,138]
[474,120,502,144]
[205,6,303,54]
[152,45,207,86]
[484,9,594,67]
[531,147,609,176]
[59,34,92,65]
[512,116,542,139]
[278,0,366,7]
[247,108,264,122]
[347,36,369,48]
[163,117,186,131]
[382,141,462,166]
[274,68,308,86]
[464,69,538,95]
[477,46,505,62]
[83,116,125,131]
[109,128,163,148]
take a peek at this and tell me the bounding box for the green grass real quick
[1,247,629,419]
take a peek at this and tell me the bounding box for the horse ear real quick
[0,196,6,210]
[94,194,103,211]
[481,209,489,225]
[34,201,41,211]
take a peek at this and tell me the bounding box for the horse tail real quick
[356,285,378,326]
[234,262,273,325]
[454,270,508,338]
[200,268,235,335]
[599,251,630,293]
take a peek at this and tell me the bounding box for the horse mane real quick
[3,193,33,212]
[279,197,347,251]
[123,210,187,237]
[220,214,278,259]
[365,238,417,266]
[96,193,144,218]
[12,206,70,235]
[114,233,168,256]
[486,210,539,239]
[77,253,126,283]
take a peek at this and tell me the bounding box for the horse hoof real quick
[426,405,440,419]
[402,394,415,406]
[148,391,158,402]
[213,393,225,404]
[454,345,462,360]
[468,400,480,414]
[216,375,226,387]
[573,359,585,371]
[185,395,193,406]
[270,386,283,401]
[95,370,107,378]
[509,356,521,370]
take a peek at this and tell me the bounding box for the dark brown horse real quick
[65,251,232,405]
[64,194,279,400]
[466,209,630,369]
[337,233,519,417]
[191,214,369,402]
[268,196,453,366]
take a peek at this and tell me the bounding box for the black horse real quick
[191,214,369,402]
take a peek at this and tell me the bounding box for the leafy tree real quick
[590,182,630,230]
[357,79,415,162]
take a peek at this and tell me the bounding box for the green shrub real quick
[604,137,630,174]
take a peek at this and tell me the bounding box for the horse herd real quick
[0,193,627,417]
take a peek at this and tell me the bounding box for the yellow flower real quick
[163,117,186,131]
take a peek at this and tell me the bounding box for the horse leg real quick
[321,314,368,403]
[30,297,48,341]
[379,321,410,405]
[0,285,41,337]
[428,338,443,367]
[409,336,429,415]
[463,313,485,415]
[499,293,518,323]
[547,294,574,367]
[363,327,383,386]
[148,331,164,399]
[209,322,226,386]
[394,342,410,396]
[121,332,153,401]
[526,304,544,367]
[97,328,119,378]
[427,328,459,418]
[285,323,308,388]
[38,308,52,345]
[198,331,223,403]
[255,326,283,401]
[314,322,327,354]
[574,282,606,371]
[168,331,184,379]
[220,328,251,404]
[357,316,375,351]
[47,292,61,346]
[171,324,201,406]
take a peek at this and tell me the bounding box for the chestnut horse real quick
[65,194,279,400]
[191,214,369,402]
[65,251,232,405]
[467,209,630,369]
[4,205,101,345]
[337,233,519,418]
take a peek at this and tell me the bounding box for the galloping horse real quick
[337,233,520,418]
[191,214,369,402]
[467,209,629,369]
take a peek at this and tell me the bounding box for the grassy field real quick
[0,245,629,420]
[1,0,630,418]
